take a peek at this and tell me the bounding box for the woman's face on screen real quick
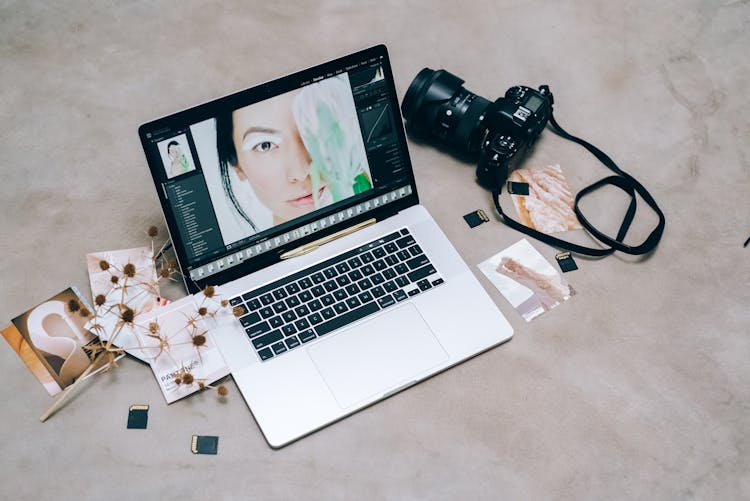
[232,91,324,225]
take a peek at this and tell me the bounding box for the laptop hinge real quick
[279,218,377,260]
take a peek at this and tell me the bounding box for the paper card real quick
[478,239,575,322]
[508,164,582,234]
[2,287,104,395]
[118,295,229,404]
[85,247,168,362]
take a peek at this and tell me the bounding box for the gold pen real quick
[280,218,377,260]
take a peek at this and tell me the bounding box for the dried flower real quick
[67,299,81,312]
[95,294,107,306]
[220,299,229,308]
[217,385,228,397]
[203,285,216,298]
[120,307,135,324]
[175,377,182,385]
[182,373,194,385]
[198,307,208,316]
[232,306,244,318]
[192,334,206,347]
[99,260,110,271]
[110,275,119,284]
[198,381,206,390]
[79,307,91,318]
[147,226,159,237]
[123,263,136,278]
[159,267,171,279]
[148,322,159,334]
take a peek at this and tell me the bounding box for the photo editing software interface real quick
[143,54,413,282]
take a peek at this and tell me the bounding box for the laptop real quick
[138,44,513,448]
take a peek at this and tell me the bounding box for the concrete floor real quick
[1,1,748,499]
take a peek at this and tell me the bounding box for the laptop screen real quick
[139,45,417,292]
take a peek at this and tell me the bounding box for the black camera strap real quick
[491,112,665,257]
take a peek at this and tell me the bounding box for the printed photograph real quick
[2,287,98,395]
[509,163,582,234]
[478,239,575,322]
[159,134,196,179]
[196,73,372,244]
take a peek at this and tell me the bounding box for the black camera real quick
[401,68,553,189]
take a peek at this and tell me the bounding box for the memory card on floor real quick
[507,181,530,195]
[191,435,219,455]
[127,405,149,429]
[463,209,489,228]
[555,252,578,272]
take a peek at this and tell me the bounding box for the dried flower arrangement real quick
[39,226,241,422]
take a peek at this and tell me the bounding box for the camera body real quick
[401,69,553,189]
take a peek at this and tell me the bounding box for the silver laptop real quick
[139,44,513,448]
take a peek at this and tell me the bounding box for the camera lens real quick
[401,68,491,155]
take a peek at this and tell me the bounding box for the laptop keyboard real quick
[229,228,444,362]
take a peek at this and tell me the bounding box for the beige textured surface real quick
[1,1,749,499]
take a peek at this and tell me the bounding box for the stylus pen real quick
[280,218,377,260]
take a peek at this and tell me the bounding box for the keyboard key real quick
[269,316,284,328]
[396,235,416,248]
[417,279,432,291]
[285,336,300,349]
[285,283,300,295]
[406,255,429,270]
[259,306,274,319]
[409,244,424,257]
[311,285,325,297]
[346,297,361,309]
[383,280,398,293]
[396,276,410,287]
[311,272,325,284]
[239,312,261,327]
[323,267,337,279]
[394,290,408,302]
[245,321,271,338]
[358,278,373,290]
[229,296,243,306]
[273,288,287,300]
[349,269,363,281]
[371,286,385,298]
[432,278,445,286]
[271,342,287,355]
[282,324,297,336]
[321,307,335,320]
[315,301,380,337]
[396,250,411,261]
[377,295,395,308]
[246,298,262,311]
[299,277,313,289]
[335,262,350,274]
[358,291,373,303]
[323,280,337,292]
[260,293,274,305]
[333,289,348,301]
[298,329,316,343]
[408,265,437,282]
[400,228,409,236]
[383,268,396,280]
[321,294,335,306]
[242,291,258,302]
[361,264,375,276]
[385,255,399,266]
[309,299,323,311]
[348,256,362,268]
[345,284,360,295]
[299,290,313,302]
[385,243,398,254]
[282,311,297,323]
[286,295,301,308]
[407,288,420,297]
[373,247,386,258]
[371,273,385,285]
[258,348,274,361]
[252,329,283,349]
[361,252,374,263]
[295,304,310,317]
[336,275,351,286]
[309,312,323,325]
[295,318,310,331]
[272,302,287,313]
[334,303,349,314]
[374,260,387,271]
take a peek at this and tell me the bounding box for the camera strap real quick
[491,112,665,256]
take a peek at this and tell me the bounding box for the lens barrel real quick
[401,68,491,155]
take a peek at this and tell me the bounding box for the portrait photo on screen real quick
[159,134,196,179]
[201,73,372,245]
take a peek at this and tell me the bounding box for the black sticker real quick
[191,435,219,455]
[463,209,489,228]
[127,405,149,429]
[555,252,578,272]
[507,181,530,195]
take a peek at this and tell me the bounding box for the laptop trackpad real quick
[307,304,448,410]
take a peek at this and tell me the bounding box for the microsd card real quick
[555,252,578,272]
[507,181,530,195]
[127,405,149,429]
[463,209,489,228]
[191,435,219,455]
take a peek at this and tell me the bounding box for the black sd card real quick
[127,405,149,429]
[191,435,219,455]
[555,252,578,272]
[463,209,489,228]
[507,181,530,195]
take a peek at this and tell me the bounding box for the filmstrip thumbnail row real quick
[189,185,413,281]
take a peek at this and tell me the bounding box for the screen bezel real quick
[138,44,418,293]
